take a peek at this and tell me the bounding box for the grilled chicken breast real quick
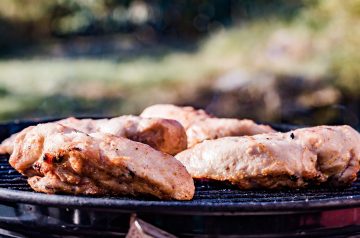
[9,123,194,200]
[176,125,360,189]
[0,116,187,155]
[141,104,275,147]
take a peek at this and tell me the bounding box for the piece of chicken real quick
[9,123,194,200]
[0,116,187,155]
[141,104,275,147]
[175,125,360,189]
[0,134,16,154]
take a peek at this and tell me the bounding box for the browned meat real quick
[141,104,275,147]
[0,116,187,155]
[176,125,360,189]
[9,123,194,200]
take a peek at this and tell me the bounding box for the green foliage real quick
[0,0,359,121]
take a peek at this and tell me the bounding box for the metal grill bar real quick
[1,154,360,203]
[0,119,359,215]
[0,155,30,191]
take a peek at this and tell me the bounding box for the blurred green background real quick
[0,0,359,127]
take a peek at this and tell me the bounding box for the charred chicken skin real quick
[9,123,194,200]
[0,116,187,155]
[176,125,360,189]
[140,104,275,147]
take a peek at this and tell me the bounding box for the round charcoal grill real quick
[0,119,359,237]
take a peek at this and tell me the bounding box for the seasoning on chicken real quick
[141,104,275,147]
[0,115,187,155]
[175,125,360,189]
[9,123,194,200]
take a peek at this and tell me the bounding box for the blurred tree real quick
[0,0,306,53]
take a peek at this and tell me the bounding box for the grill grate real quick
[0,155,30,191]
[1,153,360,204]
[0,119,359,214]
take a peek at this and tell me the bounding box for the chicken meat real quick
[9,123,194,200]
[0,115,187,155]
[175,125,360,189]
[141,104,275,147]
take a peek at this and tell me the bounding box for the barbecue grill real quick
[0,119,359,237]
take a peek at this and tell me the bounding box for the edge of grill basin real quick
[0,118,359,215]
[1,186,360,215]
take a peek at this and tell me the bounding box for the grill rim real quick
[0,117,360,215]
[0,187,360,215]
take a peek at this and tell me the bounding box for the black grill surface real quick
[1,153,360,214]
[0,155,29,191]
[0,119,359,215]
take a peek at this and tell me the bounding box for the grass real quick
[0,55,220,120]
